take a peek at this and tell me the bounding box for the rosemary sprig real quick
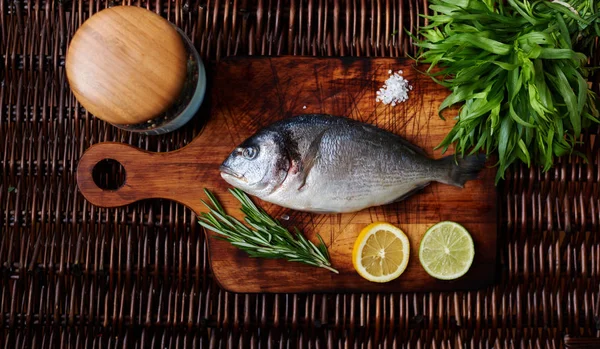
[198,188,338,274]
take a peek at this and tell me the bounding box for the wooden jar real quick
[66,6,206,135]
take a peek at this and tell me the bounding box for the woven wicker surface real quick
[1,0,599,347]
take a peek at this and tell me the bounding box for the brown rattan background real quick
[2,0,600,347]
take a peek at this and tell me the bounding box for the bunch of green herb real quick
[415,0,600,182]
[198,188,338,273]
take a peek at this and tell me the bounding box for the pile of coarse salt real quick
[376,70,413,106]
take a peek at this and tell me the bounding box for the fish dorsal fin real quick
[297,127,329,190]
[395,136,428,156]
[361,124,428,156]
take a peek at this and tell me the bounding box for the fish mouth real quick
[219,165,244,180]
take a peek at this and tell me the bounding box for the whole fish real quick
[220,114,486,213]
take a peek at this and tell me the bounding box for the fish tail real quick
[437,154,486,188]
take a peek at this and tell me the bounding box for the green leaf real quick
[517,139,531,166]
[444,33,513,55]
[430,4,462,15]
[470,130,489,154]
[498,116,513,165]
[583,111,600,123]
[518,31,555,46]
[533,59,554,112]
[555,12,572,47]
[527,82,551,120]
[491,61,519,70]
[446,0,469,8]
[553,139,572,157]
[575,71,588,118]
[538,48,586,61]
[554,64,581,137]
[545,128,555,168]
[507,0,540,25]
[440,84,479,111]
[507,62,522,102]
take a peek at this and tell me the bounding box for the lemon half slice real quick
[352,222,410,283]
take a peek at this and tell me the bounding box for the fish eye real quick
[243,146,258,160]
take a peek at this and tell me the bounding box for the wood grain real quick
[66,6,187,125]
[77,57,498,293]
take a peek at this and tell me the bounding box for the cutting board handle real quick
[76,142,211,209]
[77,142,157,207]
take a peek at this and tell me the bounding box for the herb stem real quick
[199,188,339,274]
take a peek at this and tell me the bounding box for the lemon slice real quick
[352,222,410,283]
[419,221,475,280]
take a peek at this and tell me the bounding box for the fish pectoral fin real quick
[297,128,329,191]
[389,183,431,203]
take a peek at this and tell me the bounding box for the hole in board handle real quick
[92,159,126,190]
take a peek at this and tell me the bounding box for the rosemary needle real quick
[198,188,339,274]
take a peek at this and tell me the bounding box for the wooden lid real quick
[66,6,187,125]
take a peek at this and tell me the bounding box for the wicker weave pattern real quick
[1,0,599,347]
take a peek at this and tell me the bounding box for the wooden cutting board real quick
[77,57,498,293]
